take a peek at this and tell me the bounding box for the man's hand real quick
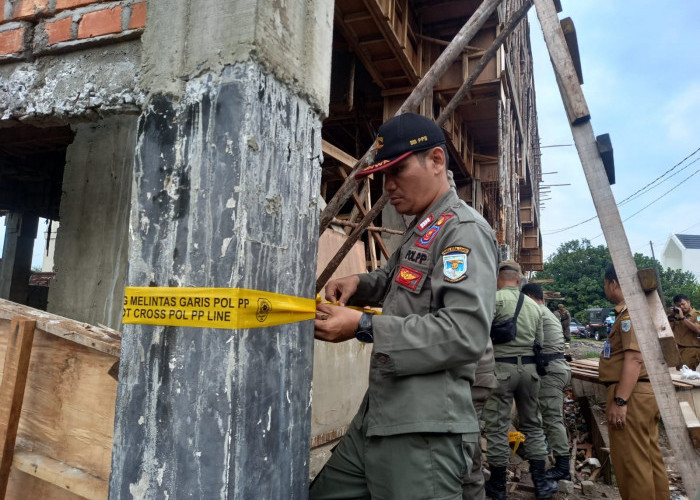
[324,275,360,306]
[314,303,362,343]
[607,403,627,431]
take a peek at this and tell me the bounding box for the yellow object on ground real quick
[509,431,526,456]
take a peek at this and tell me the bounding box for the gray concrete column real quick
[109,1,333,499]
[0,212,38,303]
[47,116,136,329]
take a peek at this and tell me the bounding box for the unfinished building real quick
[0,0,543,497]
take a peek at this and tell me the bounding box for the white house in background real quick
[662,234,700,281]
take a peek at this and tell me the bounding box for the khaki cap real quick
[498,260,521,274]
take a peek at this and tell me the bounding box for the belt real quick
[602,379,650,387]
[495,356,536,364]
[542,353,565,361]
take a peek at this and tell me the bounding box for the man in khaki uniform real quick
[598,264,669,500]
[312,113,498,500]
[557,304,571,342]
[462,340,498,500]
[669,294,700,370]
[522,283,571,481]
[483,261,557,500]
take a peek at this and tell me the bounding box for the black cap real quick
[357,113,446,177]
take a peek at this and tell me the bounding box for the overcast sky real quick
[2,1,699,269]
[528,0,700,261]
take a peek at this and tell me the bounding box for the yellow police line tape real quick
[122,287,379,330]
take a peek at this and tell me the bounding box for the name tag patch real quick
[395,265,423,291]
[405,249,429,266]
[417,214,434,231]
[442,246,470,282]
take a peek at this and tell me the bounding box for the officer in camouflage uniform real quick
[483,261,557,500]
[522,283,571,482]
[599,265,669,500]
[311,113,498,500]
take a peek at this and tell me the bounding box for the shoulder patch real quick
[442,246,470,282]
[621,319,631,333]
[415,213,453,249]
[417,214,434,231]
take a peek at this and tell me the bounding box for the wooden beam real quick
[12,451,109,500]
[0,299,121,358]
[679,402,700,448]
[0,316,36,498]
[533,0,698,493]
[533,0,589,124]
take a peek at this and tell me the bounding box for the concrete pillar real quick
[109,1,333,499]
[0,212,38,303]
[47,116,136,329]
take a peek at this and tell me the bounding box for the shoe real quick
[530,459,558,499]
[545,455,571,481]
[484,465,507,500]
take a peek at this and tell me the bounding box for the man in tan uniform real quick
[669,294,700,370]
[598,264,669,500]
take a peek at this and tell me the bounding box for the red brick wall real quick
[0,0,147,61]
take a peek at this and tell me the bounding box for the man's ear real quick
[428,146,446,174]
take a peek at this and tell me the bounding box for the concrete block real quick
[558,479,574,494]
[581,480,595,496]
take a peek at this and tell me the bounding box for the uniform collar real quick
[412,188,459,236]
[614,301,627,315]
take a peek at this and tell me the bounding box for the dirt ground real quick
[494,338,690,500]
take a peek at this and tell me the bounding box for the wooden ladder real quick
[532,0,700,495]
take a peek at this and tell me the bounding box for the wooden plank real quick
[0,316,36,498]
[533,0,590,124]
[646,286,682,367]
[0,321,118,499]
[679,402,700,448]
[0,300,120,358]
[637,268,658,292]
[12,451,108,500]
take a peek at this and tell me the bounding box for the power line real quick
[616,146,700,207]
[590,168,700,241]
[543,146,700,235]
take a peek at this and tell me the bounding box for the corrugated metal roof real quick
[675,234,700,249]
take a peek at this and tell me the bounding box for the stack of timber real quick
[0,300,120,500]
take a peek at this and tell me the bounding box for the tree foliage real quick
[534,239,700,323]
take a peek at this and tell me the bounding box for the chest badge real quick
[621,319,631,332]
[442,246,470,282]
[395,265,423,291]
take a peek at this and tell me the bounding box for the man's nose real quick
[384,174,396,191]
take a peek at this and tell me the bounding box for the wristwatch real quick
[354,312,374,343]
[614,396,628,407]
